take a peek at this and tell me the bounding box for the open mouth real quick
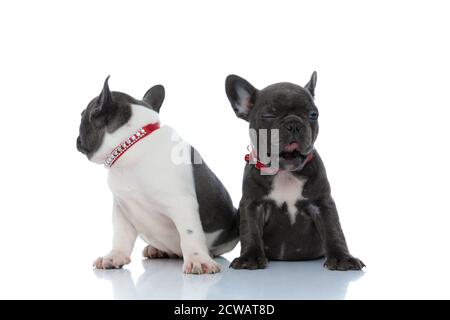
[279,142,305,161]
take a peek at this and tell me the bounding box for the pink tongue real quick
[284,142,300,152]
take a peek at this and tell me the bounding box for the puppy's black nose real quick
[76,136,87,154]
[284,120,301,133]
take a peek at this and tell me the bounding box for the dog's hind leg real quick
[142,245,179,259]
[167,198,221,275]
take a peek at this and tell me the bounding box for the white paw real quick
[93,251,131,269]
[182,253,221,274]
[142,245,179,259]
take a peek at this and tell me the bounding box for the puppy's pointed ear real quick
[143,85,165,113]
[225,75,258,121]
[304,71,317,97]
[90,76,115,127]
[98,75,113,107]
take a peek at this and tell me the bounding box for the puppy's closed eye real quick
[261,113,276,119]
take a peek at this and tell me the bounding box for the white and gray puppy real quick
[76,77,238,274]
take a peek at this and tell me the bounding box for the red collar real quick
[244,145,313,174]
[104,122,160,168]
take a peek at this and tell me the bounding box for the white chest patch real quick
[266,171,307,225]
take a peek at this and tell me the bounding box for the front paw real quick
[230,255,268,270]
[324,255,365,271]
[183,253,221,275]
[93,251,131,269]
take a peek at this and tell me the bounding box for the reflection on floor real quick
[94,257,364,299]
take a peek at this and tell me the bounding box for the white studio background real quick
[0,0,449,299]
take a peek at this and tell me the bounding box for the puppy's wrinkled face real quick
[76,76,165,162]
[225,72,319,171]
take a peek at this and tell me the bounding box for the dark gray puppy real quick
[225,72,365,271]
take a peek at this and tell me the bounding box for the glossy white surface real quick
[93,256,364,300]
[0,241,364,299]
[1,238,449,300]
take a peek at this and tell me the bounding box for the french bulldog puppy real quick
[76,77,238,274]
[225,72,365,271]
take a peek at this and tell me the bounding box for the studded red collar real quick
[104,122,160,168]
[244,145,313,174]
